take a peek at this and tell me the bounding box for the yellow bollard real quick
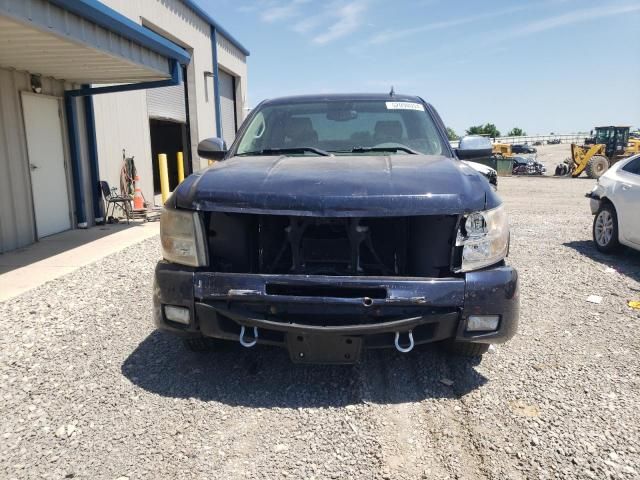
[158,153,170,203]
[177,151,185,184]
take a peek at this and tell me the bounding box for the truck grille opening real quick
[205,213,458,277]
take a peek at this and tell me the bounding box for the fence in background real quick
[450,133,589,148]
[494,133,588,144]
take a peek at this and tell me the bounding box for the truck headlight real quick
[160,208,208,267]
[455,205,509,272]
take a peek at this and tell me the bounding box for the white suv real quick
[587,154,640,252]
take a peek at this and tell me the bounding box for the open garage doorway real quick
[147,64,192,199]
[149,119,191,195]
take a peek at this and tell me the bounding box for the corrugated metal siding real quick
[216,32,248,128]
[184,60,200,168]
[98,0,215,172]
[218,70,237,147]
[217,34,246,64]
[147,84,186,123]
[92,89,155,206]
[91,0,248,178]
[0,68,70,253]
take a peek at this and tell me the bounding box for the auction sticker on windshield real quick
[385,101,425,111]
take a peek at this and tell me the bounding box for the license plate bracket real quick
[287,333,362,364]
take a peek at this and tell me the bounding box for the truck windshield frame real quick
[232,99,450,157]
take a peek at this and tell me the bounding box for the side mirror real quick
[197,137,227,161]
[456,135,493,160]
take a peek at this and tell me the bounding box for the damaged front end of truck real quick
[153,94,519,364]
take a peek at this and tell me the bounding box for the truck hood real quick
[173,154,500,217]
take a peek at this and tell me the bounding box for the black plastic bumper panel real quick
[153,262,519,352]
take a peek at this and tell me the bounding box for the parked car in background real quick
[586,154,640,252]
[547,138,562,145]
[154,93,519,363]
[512,156,546,175]
[463,160,498,189]
[512,144,537,154]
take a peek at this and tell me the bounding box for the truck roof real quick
[262,93,426,105]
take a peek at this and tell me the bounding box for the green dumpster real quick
[466,156,512,177]
[495,157,513,177]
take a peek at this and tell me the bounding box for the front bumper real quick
[153,262,519,358]
[585,191,601,214]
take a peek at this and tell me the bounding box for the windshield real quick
[234,100,448,156]
[594,128,611,144]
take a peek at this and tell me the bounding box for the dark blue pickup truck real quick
[153,93,518,364]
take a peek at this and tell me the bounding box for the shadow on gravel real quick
[121,331,488,408]
[564,240,640,283]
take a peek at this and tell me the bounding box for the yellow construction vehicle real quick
[563,126,640,179]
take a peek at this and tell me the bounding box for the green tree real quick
[466,123,501,138]
[446,127,459,141]
[507,127,526,136]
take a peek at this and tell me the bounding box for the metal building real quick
[0,0,249,253]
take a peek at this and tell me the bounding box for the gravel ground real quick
[1,175,639,479]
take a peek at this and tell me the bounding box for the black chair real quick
[99,181,131,224]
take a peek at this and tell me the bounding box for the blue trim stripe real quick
[82,89,103,222]
[64,96,87,227]
[67,60,182,97]
[48,0,191,65]
[181,0,250,56]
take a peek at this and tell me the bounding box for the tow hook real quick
[394,330,414,353]
[239,325,258,348]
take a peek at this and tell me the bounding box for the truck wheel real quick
[585,155,609,179]
[446,342,490,357]
[183,337,223,352]
[593,203,620,253]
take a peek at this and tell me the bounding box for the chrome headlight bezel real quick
[454,205,510,273]
[160,208,208,267]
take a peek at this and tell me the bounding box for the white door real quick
[21,93,71,238]
[617,156,640,245]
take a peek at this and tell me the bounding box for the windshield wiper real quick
[237,147,331,157]
[330,146,419,155]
